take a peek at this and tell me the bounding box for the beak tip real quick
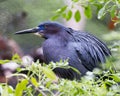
[15,32,19,34]
[15,31,24,35]
[14,27,38,35]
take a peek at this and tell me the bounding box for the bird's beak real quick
[15,27,39,34]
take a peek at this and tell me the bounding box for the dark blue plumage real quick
[15,22,111,80]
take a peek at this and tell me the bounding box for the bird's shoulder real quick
[66,28,95,44]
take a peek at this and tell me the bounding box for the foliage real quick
[0,52,120,96]
[0,54,21,64]
[51,0,120,24]
[0,0,63,53]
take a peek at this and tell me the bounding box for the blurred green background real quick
[0,0,64,53]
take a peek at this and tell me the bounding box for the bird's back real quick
[67,28,111,70]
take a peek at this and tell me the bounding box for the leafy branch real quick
[51,0,120,24]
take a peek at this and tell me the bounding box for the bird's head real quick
[15,22,65,39]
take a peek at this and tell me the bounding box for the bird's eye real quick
[39,25,46,30]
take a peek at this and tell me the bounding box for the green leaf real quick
[110,5,117,18]
[51,15,59,20]
[72,0,79,2]
[0,60,10,64]
[31,77,39,87]
[41,67,57,81]
[74,10,81,22]
[12,53,20,60]
[84,6,92,19]
[62,13,67,18]
[98,7,106,19]
[15,79,28,96]
[70,66,80,75]
[95,4,103,12]
[110,74,120,82]
[55,6,67,14]
[66,10,72,20]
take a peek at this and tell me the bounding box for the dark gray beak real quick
[15,27,39,34]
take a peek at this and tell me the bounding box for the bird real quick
[15,21,111,80]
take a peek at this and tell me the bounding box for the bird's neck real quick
[43,32,70,48]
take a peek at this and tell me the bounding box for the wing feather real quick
[66,28,111,71]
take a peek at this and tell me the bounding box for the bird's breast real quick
[42,39,69,63]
